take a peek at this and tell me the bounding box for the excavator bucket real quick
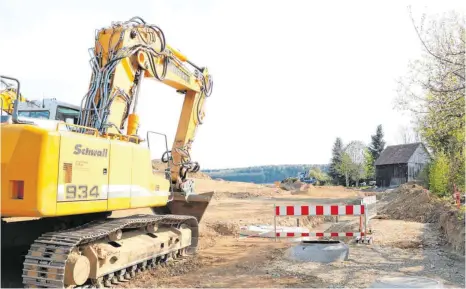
[167,191,214,223]
[152,189,214,223]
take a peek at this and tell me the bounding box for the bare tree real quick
[395,8,465,153]
[337,152,352,187]
[396,124,422,144]
[344,141,366,186]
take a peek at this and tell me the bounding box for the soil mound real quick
[379,184,449,223]
[379,184,465,254]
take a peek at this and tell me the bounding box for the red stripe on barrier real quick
[346,232,354,237]
[316,206,324,215]
[275,206,280,216]
[301,205,309,215]
[330,232,339,237]
[361,205,365,214]
[331,205,338,215]
[345,205,353,215]
[361,232,365,236]
[276,232,280,237]
[302,233,309,237]
[286,232,295,237]
[286,206,294,216]
[316,232,324,237]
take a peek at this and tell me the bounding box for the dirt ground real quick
[2,180,464,288]
[117,180,465,288]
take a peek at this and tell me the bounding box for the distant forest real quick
[202,164,330,184]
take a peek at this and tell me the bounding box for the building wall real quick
[407,145,431,182]
[376,164,408,187]
[407,162,428,182]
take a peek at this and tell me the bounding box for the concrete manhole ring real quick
[285,240,349,263]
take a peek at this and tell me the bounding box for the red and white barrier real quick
[275,205,365,216]
[273,203,369,242]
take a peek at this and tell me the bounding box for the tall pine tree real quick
[329,137,344,184]
[369,124,386,162]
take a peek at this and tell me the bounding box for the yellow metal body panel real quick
[56,132,110,203]
[0,124,170,218]
[1,124,60,216]
[107,141,132,211]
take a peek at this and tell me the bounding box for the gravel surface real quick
[265,243,464,288]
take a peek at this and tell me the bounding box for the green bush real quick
[429,152,450,197]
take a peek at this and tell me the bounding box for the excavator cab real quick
[1,76,80,125]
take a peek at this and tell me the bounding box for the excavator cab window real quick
[18,110,50,119]
[56,106,80,124]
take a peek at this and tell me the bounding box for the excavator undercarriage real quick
[22,214,198,288]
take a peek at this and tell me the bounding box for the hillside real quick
[202,164,329,184]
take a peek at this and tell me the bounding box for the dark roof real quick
[375,142,424,166]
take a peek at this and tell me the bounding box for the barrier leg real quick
[359,216,363,234]
[274,204,277,242]
[364,204,368,236]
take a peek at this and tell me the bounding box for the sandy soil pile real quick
[377,183,465,254]
[439,209,465,254]
[279,180,307,191]
[379,184,453,223]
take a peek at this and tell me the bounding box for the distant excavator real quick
[298,170,317,184]
[1,16,214,288]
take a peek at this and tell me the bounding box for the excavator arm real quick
[79,17,213,192]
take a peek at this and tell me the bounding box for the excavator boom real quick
[79,16,213,193]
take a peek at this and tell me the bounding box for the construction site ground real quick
[2,179,465,288]
[120,179,465,288]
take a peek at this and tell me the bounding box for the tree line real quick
[328,125,386,187]
[203,164,330,184]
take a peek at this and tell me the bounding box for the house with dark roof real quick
[374,142,431,187]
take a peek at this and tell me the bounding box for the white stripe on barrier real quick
[294,205,302,216]
[323,205,331,216]
[353,205,361,215]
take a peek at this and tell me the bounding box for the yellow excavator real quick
[1,16,214,288]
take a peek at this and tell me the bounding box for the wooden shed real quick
[374,142,431,187]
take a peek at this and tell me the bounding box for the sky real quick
[1,0,464,169]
